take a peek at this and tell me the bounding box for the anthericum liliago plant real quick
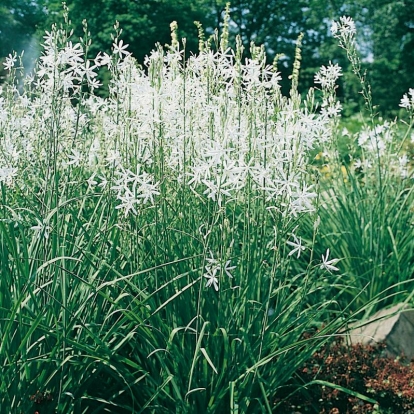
[309,16,414,318]
[0,6,411,413]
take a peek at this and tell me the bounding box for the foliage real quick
[0,12,354,413]
[0,8,414,413]
[1,1,413,114]
[42,0,216,63]
[309,20,414,313]
[0,0,45,80]
[278,339,414,413]
[0,0,44,55]
[314,120,414,314]
[362,0,414,115]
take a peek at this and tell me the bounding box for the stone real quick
[345,303,414,360]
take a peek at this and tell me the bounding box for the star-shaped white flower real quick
[320,249,339,272]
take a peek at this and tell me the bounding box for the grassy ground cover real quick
[1,8,413,413]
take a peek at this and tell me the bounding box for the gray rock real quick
[345,303,414,360]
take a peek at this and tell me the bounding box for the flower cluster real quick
[0,21,343,290]
[314,62,343,117]
[110,165,160,217]
[314,62,342,90]
[331,16,356,43]
[3,53,17,71]
[203,251,236,291]
[400,88,414,111]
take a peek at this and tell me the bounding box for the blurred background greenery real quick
[0,0,413,115]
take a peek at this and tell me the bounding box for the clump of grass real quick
[310,17,414,315]
[0,8,413,413]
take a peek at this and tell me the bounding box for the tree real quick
[39,0,339,95]
[1,0,412,114]
[0,0,45,77]
[42,0,218,62]
[364,0,414,113]
[216,0,340,95]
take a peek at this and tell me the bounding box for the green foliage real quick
[1,0,413,114]
[0,0,44,55]
[0,6,414,414]
[364,0,414,114]
[0,0,45,79]
[316,145,414,313]
[0,17,353,413]
[279,340,414,413]
[310,29,414,313]
[42,0,215,62]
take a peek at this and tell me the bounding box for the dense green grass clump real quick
[0,10,413,413]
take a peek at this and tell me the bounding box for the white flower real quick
[286,234,306,258]
[80,60,98,84]
[98,176,108,189]
[320,249,339,272]
[31,219,51,239]
[95,52,111,67]
[87,174,98,187]
[290,184,318,215]
[400,89,414,110]
[3,53,17,71]
[202,176,233,206]
[353,159,363,169]
[43,30,55,46]
[0,166,18,186]
[203,141,233,166]
[106,150,122,166]
[111,166,159,216]
[135,174,160,204]
[115,189,140,217]
[204,266,219,291]
[339,16,356,34]
[66,149,82,166]
[314,62,342,90]
[204,251,236,291]
[62,41,83,65]
[354,158,372,171]
[113,40,130,57]
[221,159,247,190]
[399,154,409,167]
[331,16,356,41]
[321,99,342,117]
[223,260,236,278]
[89,78,102,90]
[187,162,211,187]
[400,94,411,109]
[62,73,75,91]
